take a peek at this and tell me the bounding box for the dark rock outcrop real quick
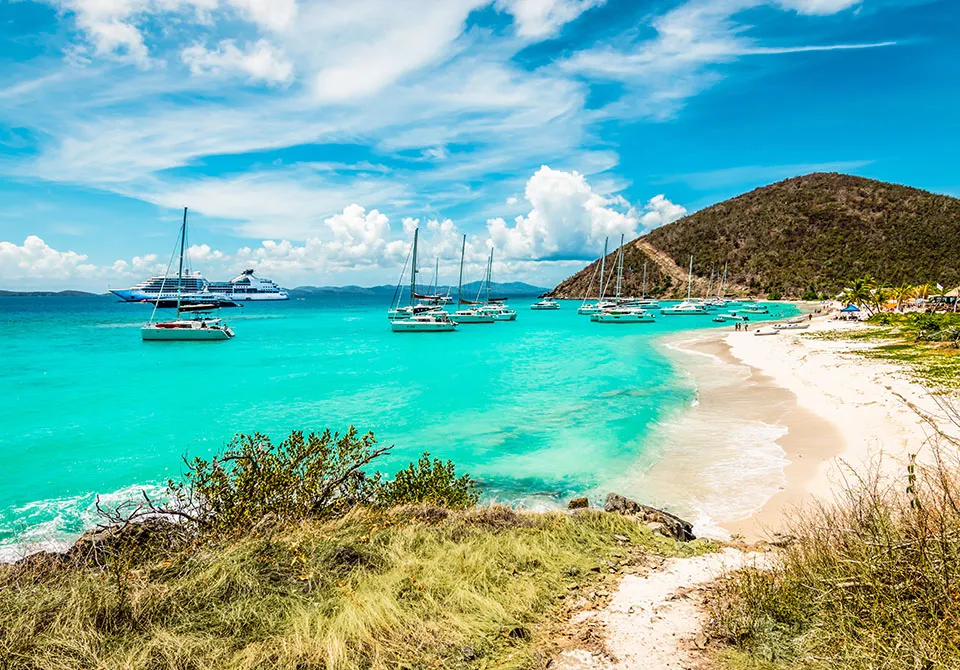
[567,497,589,509]
[604,493,696,542]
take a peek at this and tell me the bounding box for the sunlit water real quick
[1,295,798,557]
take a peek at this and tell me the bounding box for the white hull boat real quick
[390,228,457,334]
[774,322,810,330]
[391,316,458,332]
[754,326,779,336]
[591,309,655,323]
[531,299,560,310]
[713,313,746,322]
[142,319,234,340]
[453,309,495,323]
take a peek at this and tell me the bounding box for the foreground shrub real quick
[375,452,479,509]
[129,428,482,538]
[710,396,960,668]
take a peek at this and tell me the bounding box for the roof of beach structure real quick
[840,304,861,312]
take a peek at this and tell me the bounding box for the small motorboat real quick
[754,326,779,336]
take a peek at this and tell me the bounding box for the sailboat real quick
[141,208,235,341]
[660,256,708,315]
[578,238,617,315]
[390,229,457,332]
[452,235,495,324]
[478,248,517,321]
[591,235,655,323]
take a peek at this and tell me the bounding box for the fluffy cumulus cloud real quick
[496,0,605,39]
[181,39,294,85]
[775,0,861,15]
[0,236,97,280]
[639,194,687,230]
[486,166,638,260]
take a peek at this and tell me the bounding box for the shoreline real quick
[659,309,939,541]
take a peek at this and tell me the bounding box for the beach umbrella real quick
[840,304,861,313]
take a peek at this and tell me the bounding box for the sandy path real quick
[556,548,762,669]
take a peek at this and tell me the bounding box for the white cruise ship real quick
[207,269,288,301]
[111,272,210,302]
[113,269,288,302]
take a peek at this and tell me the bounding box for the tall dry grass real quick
[711,394,960,669]
[0,506,712,670]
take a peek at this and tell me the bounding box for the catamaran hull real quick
[452,314,495,323]
[530,305,560,311]
[141,326,234,341]
[660,309,707,315]
[591,314,656,323]
[390,321,457,332]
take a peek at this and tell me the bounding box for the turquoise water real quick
[1,295,797,556]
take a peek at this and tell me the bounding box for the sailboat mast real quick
[486,249,493,304]
[615,234,624,299]
[409,228,418,308]
[721,262,728,298]
[432,257,439,295]
[177,207,187,314]
[642,261,647,298]
[687,255,693,301]
[457,235,466,307]
[598,237,608,300]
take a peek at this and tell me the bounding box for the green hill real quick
[549,173,960,299]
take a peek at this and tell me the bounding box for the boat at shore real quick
[141,208,235,341]
[452,235,495,324]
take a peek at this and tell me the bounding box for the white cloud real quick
[0,235,97,280]
[561,0,896,120]
[639,194,686,231]
[486,165,637,260]
[187,244,227,261]
[227,0,297,31]
[496,0,605,39]
[775,0,861,15]
[181,39,294,85]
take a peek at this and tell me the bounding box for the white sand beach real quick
[666,310,948,540]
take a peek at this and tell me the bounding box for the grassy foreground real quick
[805,312,960,387]
[0,506,711,669]
[709,394,960,670]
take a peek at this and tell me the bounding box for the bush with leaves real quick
[375,452,480,509]
[164,427,389,536]
[129,428,485,538]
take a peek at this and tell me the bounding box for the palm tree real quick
[842,276,875,312]
[892,283,915,311]
[914,283,932,301]
[870,285,892,314]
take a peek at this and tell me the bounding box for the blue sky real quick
[0,0,956,290]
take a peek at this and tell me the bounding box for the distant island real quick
[0,290,98,297]
[549,172,960,300]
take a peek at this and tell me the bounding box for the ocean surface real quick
[1,295,798,558]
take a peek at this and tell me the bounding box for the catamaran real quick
[578,237,617,315]
[390,229,457,333]
[531,298,560,310]
[141,207,235,341]
[452,235,495,324]
[477,248,517,321]
[592,235,656,323]
[661,256,708,315]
